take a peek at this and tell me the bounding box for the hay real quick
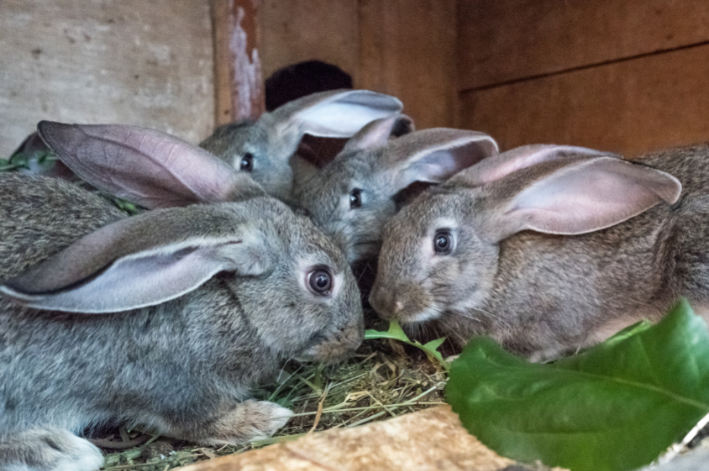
[100,330,450,470]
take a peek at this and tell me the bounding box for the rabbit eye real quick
[307,267,333,296]
[434,230,453,255]
[240,153,254,172]
[349,189,362,209]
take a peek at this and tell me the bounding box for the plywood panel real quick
[359,0,457,129]
[458,0,709,90]
[0,0,214,158]
[459,44,709,156]
[259,0,359,82]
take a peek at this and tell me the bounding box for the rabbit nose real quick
[369,287,400,320]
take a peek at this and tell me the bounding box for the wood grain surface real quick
[460,43,709,156]
[1,0,214,158]
[179,406,521,471]
[458,0,709,90]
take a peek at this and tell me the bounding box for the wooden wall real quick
[457,0,709,156]
[1,0,456,161]
[259,0,457,130]
[0,0,214,159]
[8,1,703,161]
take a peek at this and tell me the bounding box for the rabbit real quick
[292,115,499,265]
[366,143,709,361]
[199,89,404,201]
[0,123,364,471]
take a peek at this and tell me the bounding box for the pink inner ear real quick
[341,115,403,153]
[1,244,242,314]
[408,147,483,182]
[396,134,499,188]
[38,122,258,208]
[288,90,403,138]
[507,158,681,236]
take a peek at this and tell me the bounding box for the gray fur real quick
[293,122,499,264]
[199,90,403,201]
[0,172,363,470]
[370,145,706,360]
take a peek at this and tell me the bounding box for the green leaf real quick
[365,321,449,370]
[364,320,410,342]
[423,337,446,352]
[446,299,709,471]
[603,319,653,347]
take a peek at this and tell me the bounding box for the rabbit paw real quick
[200,400,293,445]
[0,428,103,471]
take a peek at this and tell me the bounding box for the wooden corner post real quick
[211,0,265,125]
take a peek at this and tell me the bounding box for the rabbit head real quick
[293,117,499,264]
[370,145,681,355]
[26,121,364,361]
[199,89,404,201]
[0,193,362,362]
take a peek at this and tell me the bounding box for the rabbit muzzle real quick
[298,317,364,364]
[369,283,440,324]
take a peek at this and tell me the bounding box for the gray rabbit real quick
[0,123,364,471]
[200,89,404,201]
[292,116,499,264]
[368,144,705,361]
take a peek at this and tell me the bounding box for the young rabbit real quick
[0,124,364,471]
[199,89,403,201]
[292,116,499,264]
[368,144,701,361]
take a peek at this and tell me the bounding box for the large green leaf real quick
[446,299,709,471]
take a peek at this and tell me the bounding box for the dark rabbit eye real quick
[240,153,254,172]
[434,230,453,255]
[308,267,332,296]
[349,188,362,209]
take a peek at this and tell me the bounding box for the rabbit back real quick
[0,172,125,278]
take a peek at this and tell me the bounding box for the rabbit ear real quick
[481,156,682,241]
[38,121,263,209]
[271,89,404,138]
[341,115,415,153]
[457,144,616,187]
[0,206,272,313]
[379,128,499,191]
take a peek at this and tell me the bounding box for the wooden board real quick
[458,0,709,90]
[211,0,264,125]
[259,0,359,83]
[358,0,457,129]
[459,43,709,156]
[258,0,457,129]
[179,406,522,471]
[0,0,214,158]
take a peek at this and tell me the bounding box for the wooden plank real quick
[358,0,457,129]
[459,44,709,157]
[0,0,214,158]
[259,0,359,83]
[458,0,709,90]
[179,406,521,471]
[210,0,264,125]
